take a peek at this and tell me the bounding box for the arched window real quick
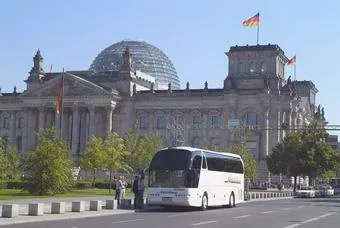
[139,115,148,129]
[3,117,9,129]
[243,112,258,127]
[18,117,24,129]
[156,114,166,129]
[210,114,221,129]
[192,115,200,129]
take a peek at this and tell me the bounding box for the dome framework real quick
[90,40,180,89]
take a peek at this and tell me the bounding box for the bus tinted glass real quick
[149,149,191,170]
[205,152,243,173]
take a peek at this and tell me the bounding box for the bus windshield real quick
[148,149,200,188]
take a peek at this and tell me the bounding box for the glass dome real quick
[89,40,180,89]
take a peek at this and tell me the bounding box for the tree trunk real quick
[109,170,112,193]
[293,175,297,193]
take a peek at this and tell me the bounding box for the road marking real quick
[282,207,292,210]
[168,213,188,217]
[233,215,251,219]
[261,210,274,214]
[112,218,145,224]
[297,206,304,208]
[284,212,336,228]
[191,220,217,226]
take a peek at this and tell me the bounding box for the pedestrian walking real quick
[133,175,139,209]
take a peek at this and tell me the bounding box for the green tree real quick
[267,131,306,192]
[24,127,73,195]
[104,132,130,192]
[123,123,163,172]
[230,143,257,182]
[81,136,107,185]
[0,139,7,180]
[5,146,21,180]
[299,122,339,183]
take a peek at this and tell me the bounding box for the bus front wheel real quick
[229,193,235,208]
[200,193,208,211]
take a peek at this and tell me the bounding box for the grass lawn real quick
[0,188,133,201]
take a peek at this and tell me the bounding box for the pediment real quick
[21,73,112,97]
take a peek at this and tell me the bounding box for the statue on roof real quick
[321,107,325,120]
[287,76,291,84]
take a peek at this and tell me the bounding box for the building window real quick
[139,116,148,129]
[18,117,24,129]
[243,112,258,127]
[246,141,257,158]
[156,115,166,129]
[260,61,266,72]
[3,117,9,129]
[191,136,201,147]
[211,115,220,129]
[174,115,183,126]
[238,62,245,73]
[249,62,255,73]
[211,137,220,147]
[192,115,200,129]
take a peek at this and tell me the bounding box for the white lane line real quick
[284,212,336,228]
[191,220,217,226]
[112,218,145,224]
[233,215,251,219]
[282,207,292,210]
[261,210,274,214]
[168,213,188,217]
[297,206,304,209]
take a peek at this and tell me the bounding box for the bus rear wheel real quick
[200,194,208,211]
[229,193,235,208]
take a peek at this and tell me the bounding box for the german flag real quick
[56,75,64,114]
[287,55,296,65]
[242,13,260,26]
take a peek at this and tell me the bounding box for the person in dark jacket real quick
[132,175,139,209]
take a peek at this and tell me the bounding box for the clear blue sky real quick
[1,0,339,134]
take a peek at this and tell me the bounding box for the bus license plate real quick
[162,197,172,202]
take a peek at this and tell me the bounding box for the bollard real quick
[106,199,117,209]
[29,203,44,216]
[119,199,132,209]
[2,204,19,218]
[90,200,102,211]
[72,201,85,212]
[51,202,65,214]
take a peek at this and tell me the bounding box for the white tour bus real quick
[147,147,244,210]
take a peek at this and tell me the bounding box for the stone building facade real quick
[0,41,318,183]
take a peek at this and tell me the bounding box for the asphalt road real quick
[5,198,340,228]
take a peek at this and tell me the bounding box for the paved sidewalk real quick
[0,196,135,227]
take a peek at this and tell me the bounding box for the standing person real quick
[132,175,139,209]
[115,177,123,205]
[120,176,126,199]
[137,176,145,209]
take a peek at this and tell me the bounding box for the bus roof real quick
[161,146,242,160]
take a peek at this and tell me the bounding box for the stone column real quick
[38,107,44,132]
[71,103,79,155]
[105,106,113,136]
[10,111,16,146]
[22,108,29,152]
[88,105,96,138]
[261,108,270,160]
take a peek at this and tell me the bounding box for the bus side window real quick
[202,154,207,169]
[192,155,202,170]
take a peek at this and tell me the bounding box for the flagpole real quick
[60,68,65,139]
[257,11,260,45]
[294,64,296,81]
